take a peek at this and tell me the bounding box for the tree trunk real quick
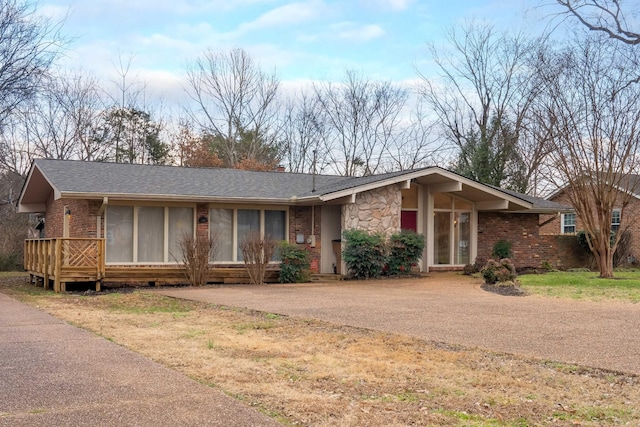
[594,245,614,279]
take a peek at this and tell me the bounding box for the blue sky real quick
[40,0,549,103]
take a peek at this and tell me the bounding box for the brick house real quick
[541,180,640,265]
[18,159,572,288]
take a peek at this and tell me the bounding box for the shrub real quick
[386,230,425,275]
[279,242,310,283]
[177,233,218,287]
[481,258,517,285]
[239,231,277,285]
[0,252,20,271]
[541,260,555,271]
[463,256,487,275]
[492,240,512,259]
[342,229,386,279]
[577,229,634,267]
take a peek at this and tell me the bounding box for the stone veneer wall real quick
[342,186,401,236]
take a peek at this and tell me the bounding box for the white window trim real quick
[561,213,576,234]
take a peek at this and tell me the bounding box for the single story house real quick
[18,159,572,290]
[541,175,640,265]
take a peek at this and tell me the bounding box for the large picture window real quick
[209,207,287,262]
[106,205,194,263]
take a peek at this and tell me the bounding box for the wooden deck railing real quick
[24,238,106,292]
[24,238,280,292]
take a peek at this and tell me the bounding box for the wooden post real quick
[96,239,105,292]
[43,241,49,290]
[54,239,62,293]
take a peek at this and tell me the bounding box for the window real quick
[561,213,576,234]
[433,193,472,265]
[106,206,133,262]
[209,207,287,262]
[106,205,194,263]
[612,209,621,232]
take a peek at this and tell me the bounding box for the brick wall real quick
[196,203,209,238]
[289,205,322,272]
[543,188,640,263]
[478,212,588,269]
[44,196,101,238]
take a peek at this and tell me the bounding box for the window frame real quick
[432,194,473,266]
[611,209,621,232]
[105,203,196,264]
[209,204,289,263]
[561,213,576,234]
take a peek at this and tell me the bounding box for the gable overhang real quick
[17,163,57,213]
[315,167,535,212]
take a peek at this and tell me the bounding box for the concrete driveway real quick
[0,292,280,427]
[156,273,640,376]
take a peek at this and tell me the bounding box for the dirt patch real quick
[481,283,528,296]
[2,279,639,426]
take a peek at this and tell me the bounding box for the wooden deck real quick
[25,239,279,292]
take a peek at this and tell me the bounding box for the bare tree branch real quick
[556,0,640,45]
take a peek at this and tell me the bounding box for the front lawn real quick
[519,270,640,302]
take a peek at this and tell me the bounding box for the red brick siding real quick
[196,203,209,238]
[478,212,587,269]
[544,189,640,263]
[289,206,322,272]
[44,196,101,238]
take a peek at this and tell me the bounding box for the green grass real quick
[519,271,640,302]
[0,271,28,278]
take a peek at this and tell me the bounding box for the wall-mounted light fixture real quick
[65,208,71,216]
[198,216,208,224]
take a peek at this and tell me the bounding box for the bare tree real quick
[23,71,108,161]
[380,99,444,172]
[535,35,640,278]
[0,0,63,132]
[556,0,640,45]
[0,112,33,175]
[280,90,327,174]
[185,48,281,169]
[0,169,29,270]
[314,70,408,176]
[418,22,548,192]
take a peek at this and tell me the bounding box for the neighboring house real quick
[542,178,640,265]
[18,159,573,289]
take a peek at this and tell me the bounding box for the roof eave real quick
[58,192,300,205]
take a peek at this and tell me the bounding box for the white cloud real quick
[372,0,415,12]
[237,0,328,33]
[334,23,385,42]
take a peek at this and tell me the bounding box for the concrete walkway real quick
[0,293,280,427]
[157,274,640,376]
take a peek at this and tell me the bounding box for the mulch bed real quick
[481,283,528,297]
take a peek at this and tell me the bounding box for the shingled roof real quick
[18,159,569,213]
